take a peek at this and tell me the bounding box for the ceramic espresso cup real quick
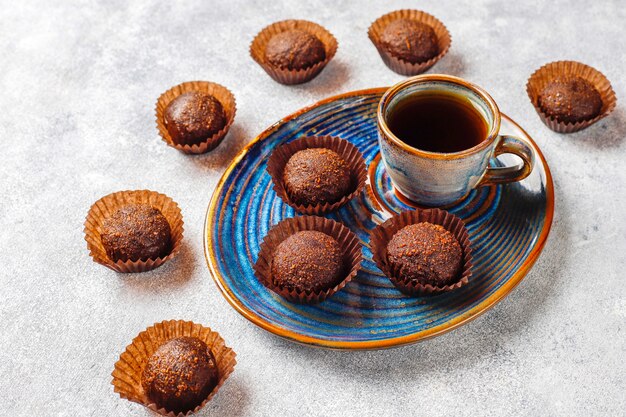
[377,74,535,206]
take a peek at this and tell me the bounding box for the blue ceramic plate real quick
[204,88,554,349]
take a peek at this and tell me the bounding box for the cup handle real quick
[477,135,535,187]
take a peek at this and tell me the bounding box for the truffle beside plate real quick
[204,88,554,350]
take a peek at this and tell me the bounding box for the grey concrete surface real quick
[1,0,625,416]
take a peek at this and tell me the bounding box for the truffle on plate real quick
[265,29,326,70]
[283,148,353,206]
[369,208,473,296]
[164,91,227,146]
[100,203,172,263]
[266,136,366,214]
[141,336,218,414]
[538,77,603,124]
[253,215,363,303]
[387,222,462,287]
[270,230,346,293]
[380,18,439,63]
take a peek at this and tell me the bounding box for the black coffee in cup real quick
[387,92,488,153]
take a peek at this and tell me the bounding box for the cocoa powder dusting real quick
[381,19,439,64]
[271,230,345,293]
[387,222,462,286]
[164,91,226,145]
[538,77,602,123]
[141,337,218,413]
[283,148,352,206]
[100,203,171,262]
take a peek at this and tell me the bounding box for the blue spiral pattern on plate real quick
[205,90,553,349]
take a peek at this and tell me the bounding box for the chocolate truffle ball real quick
[271,230,345,293]
[381,19,439,64]
[387,222,462,287]
[538,77,603,123]
[283,148,352,206]
[265,29,326,70]
[100,203,171,262]
[142,337,218,413]
[164,91,226,145]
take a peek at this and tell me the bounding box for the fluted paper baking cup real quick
[368,9,451,76]
[111,319,236,417]
[84,190,184,273]
[370,208,473,296]
[156,81,236,154]
[250,19,338,85]
[526,60,616,133]
[254,216,363,304]
[266,135,366,215]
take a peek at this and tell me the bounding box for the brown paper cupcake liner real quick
[84,190,184,273]
[254,216,363,304]
[368,9,451,76]
[526,60,616,133]
[250,19,338,85]
[111,319,236,417]
[156,81,237,154]
[266,135,367,215]
[369,208,473,296]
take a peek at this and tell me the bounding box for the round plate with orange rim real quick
[204,88,553,350]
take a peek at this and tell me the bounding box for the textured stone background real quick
[1,0,625,416]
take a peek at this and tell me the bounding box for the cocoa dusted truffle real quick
[538,77,603,123]
[381,19,439,63]
[265,29,326,70]
[283,148,352,206]
[271,230,345,293]
[142,337,219,414]
[164,91,226,145]
[387,222,462,286]
[100,203,171,262]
